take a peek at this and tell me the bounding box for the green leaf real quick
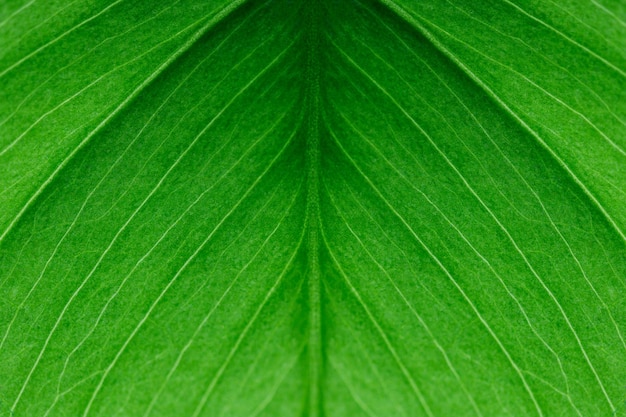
[1,0,625,416]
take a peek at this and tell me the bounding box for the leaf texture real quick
[1,0,625,416]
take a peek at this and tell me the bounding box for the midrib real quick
[304,0,322,416]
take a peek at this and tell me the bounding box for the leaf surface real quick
[1,0,625,416]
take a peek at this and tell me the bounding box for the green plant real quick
[1,0,625,415]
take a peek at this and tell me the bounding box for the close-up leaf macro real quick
[1,0,626,416]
